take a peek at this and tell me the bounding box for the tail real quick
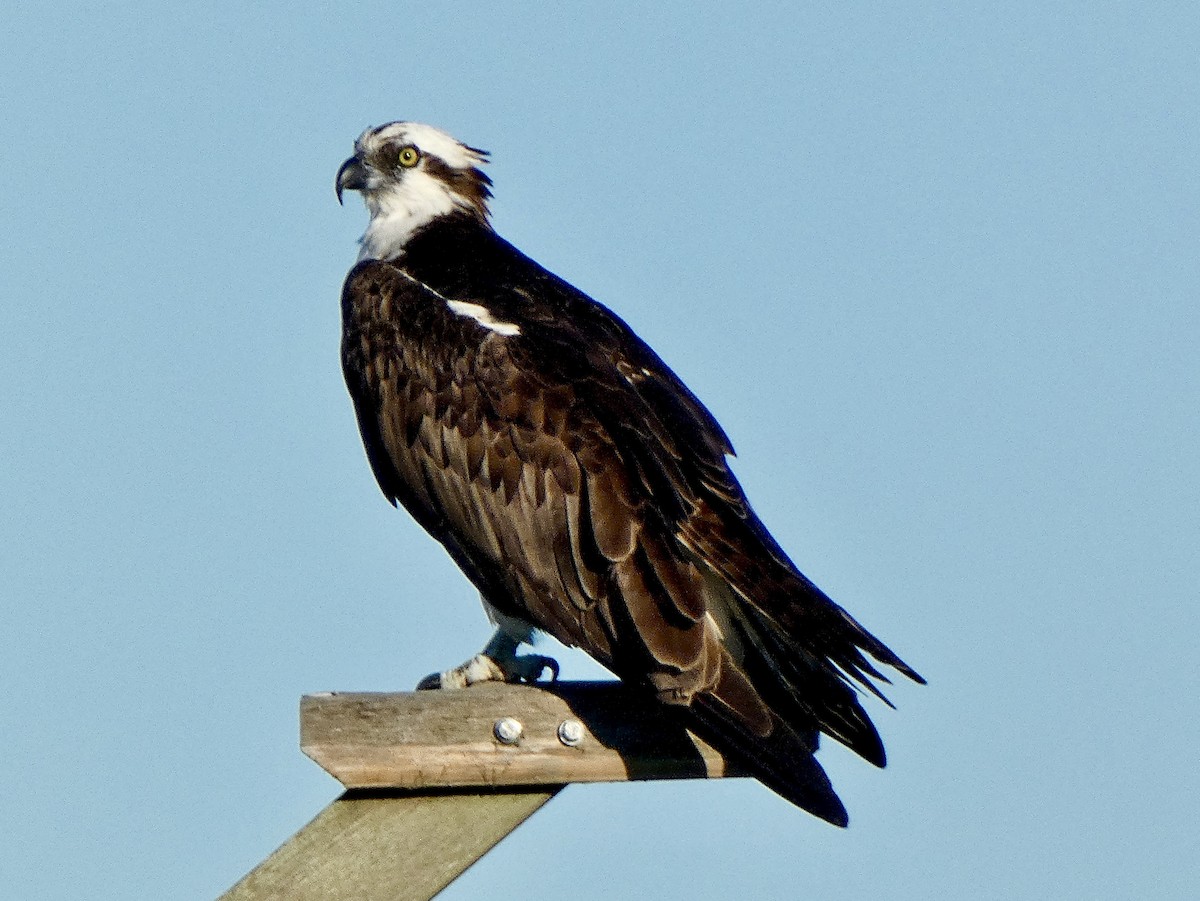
[689,579,924,824]
[691,691,850,826]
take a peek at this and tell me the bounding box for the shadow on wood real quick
[218,681,744,900]
[301,680,746,789]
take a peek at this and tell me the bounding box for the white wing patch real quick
[447,300,522,337]
[389,270,519,336]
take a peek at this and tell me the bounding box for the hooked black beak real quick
[336,155,368,205]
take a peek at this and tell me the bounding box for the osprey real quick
[336,122,923,825]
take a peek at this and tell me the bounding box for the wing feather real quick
[341,249,920,823]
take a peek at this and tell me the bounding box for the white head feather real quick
[342,122,491,262]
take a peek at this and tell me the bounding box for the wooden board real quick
[302,681,745,790]
[217,788,559,901]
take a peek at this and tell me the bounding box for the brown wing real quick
[342,260,729,686]
[342,256,920,824]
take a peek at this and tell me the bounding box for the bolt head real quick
[557,719,585,747]
[493,717,523,744]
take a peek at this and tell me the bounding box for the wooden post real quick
[217,788,559,901]
[217,681,744,900]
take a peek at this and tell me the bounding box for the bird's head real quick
[336,121,492,260]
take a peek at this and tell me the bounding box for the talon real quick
[415,672,441,691]
[414,652,506,690]
[530,655,559,683]
[417,626,560,690]
[507,652,560,684]
[415,649,560,690]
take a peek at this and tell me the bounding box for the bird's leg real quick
[416,627,560,690]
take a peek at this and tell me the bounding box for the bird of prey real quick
[336,121,923,825]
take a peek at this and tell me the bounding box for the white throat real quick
[357,174,462,262]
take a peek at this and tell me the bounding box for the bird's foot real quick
[416,650,560,690]
[416,623,560,690]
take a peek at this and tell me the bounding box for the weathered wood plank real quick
[217,788,560,901]
[302,680,745,790]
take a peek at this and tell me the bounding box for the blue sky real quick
[2,3,1197,898]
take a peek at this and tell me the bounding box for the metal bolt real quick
[557,719,585,747]
[493,717,523,744]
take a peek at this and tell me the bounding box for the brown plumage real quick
[338,122,923,825]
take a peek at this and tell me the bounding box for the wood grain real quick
[217,788,559,901]
[301,681,746,790]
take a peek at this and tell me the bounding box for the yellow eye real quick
[398,146,420,168]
